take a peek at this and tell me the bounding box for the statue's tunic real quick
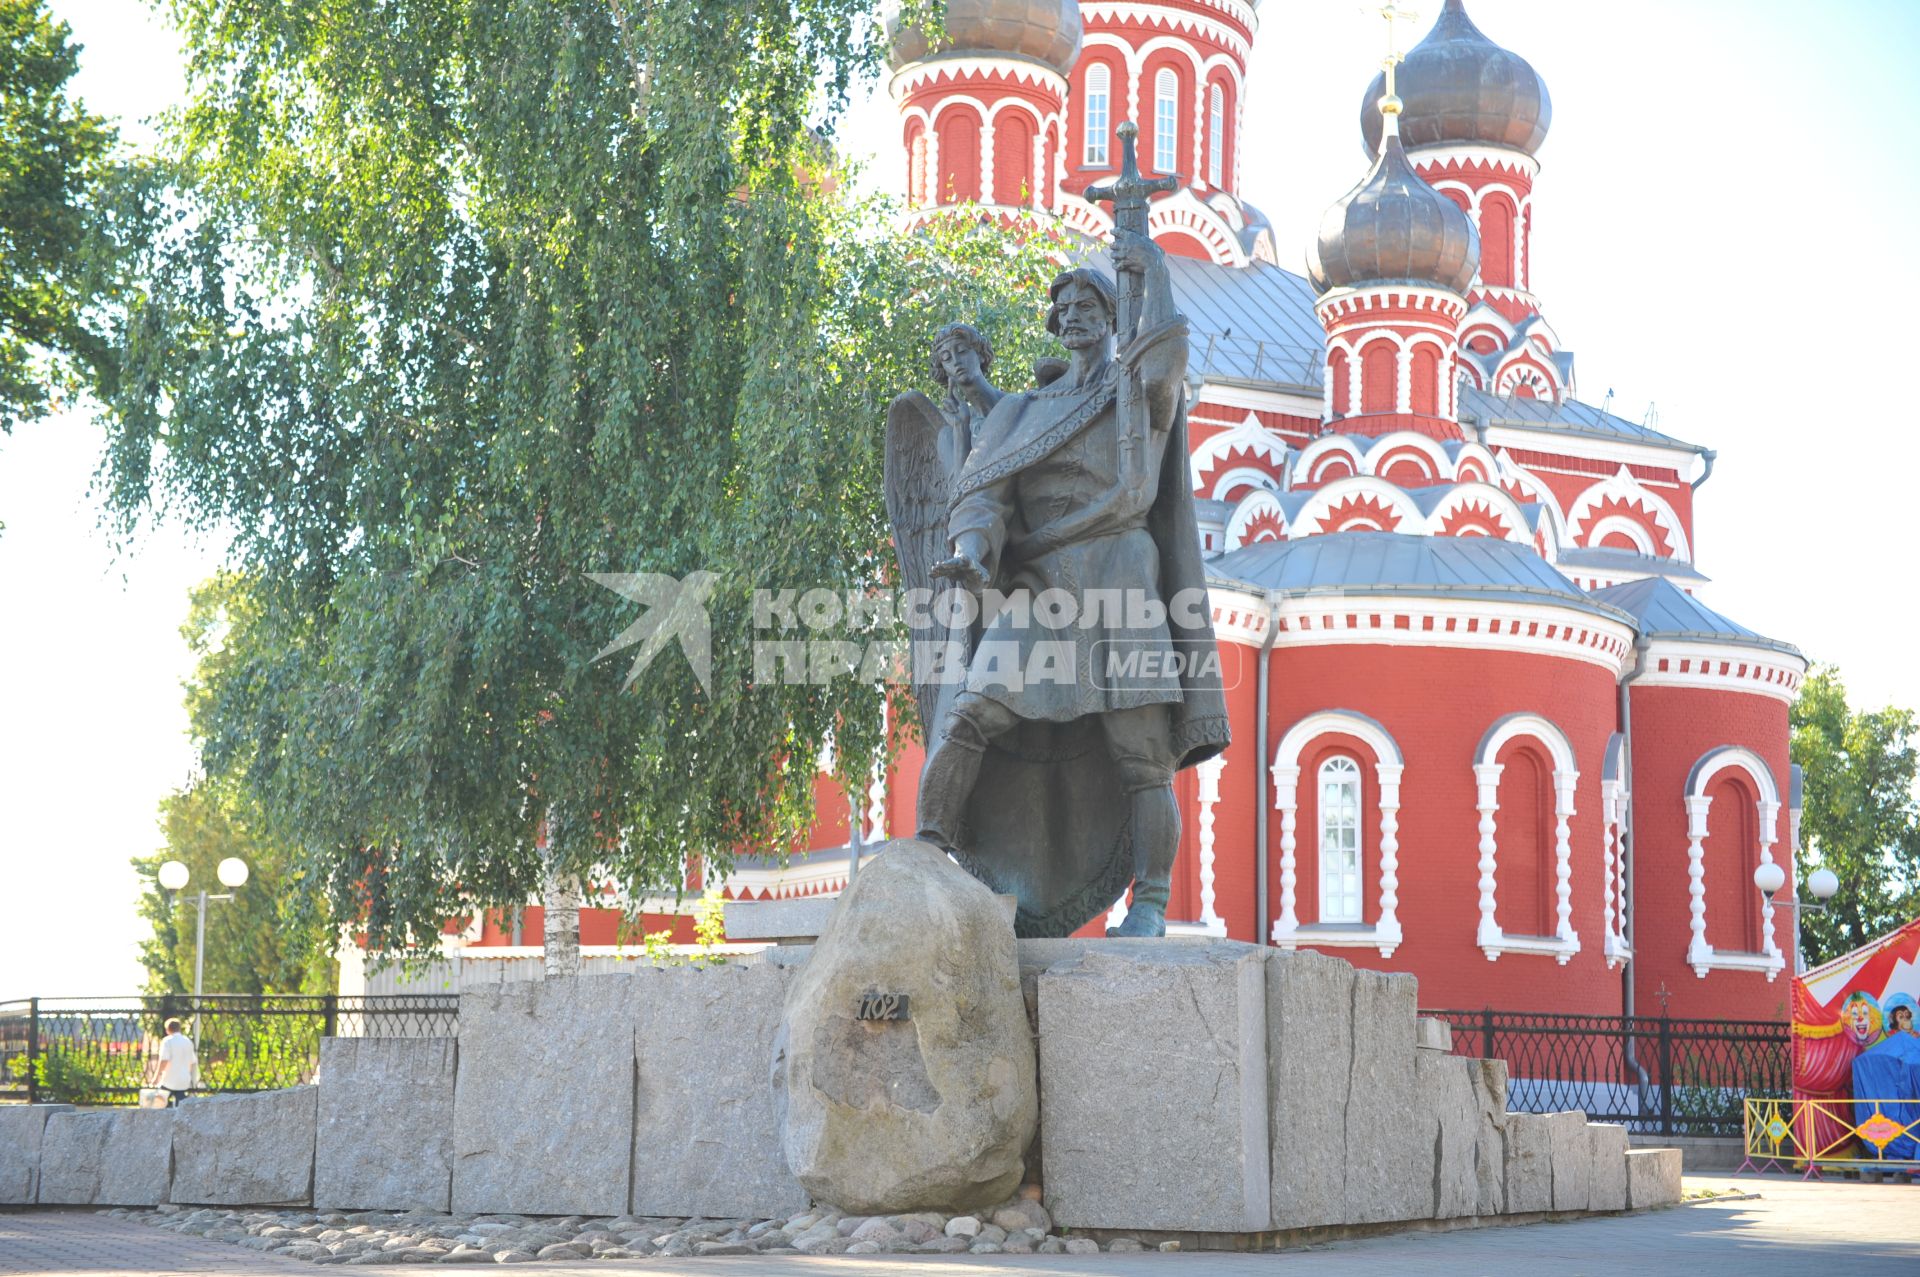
[948,318,1189,724]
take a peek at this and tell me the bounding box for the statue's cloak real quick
[918,320,1230,937]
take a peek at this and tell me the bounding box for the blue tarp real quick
[1851,1033,1920,1160]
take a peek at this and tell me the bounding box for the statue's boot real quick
[914,714,990,850]
[1107,782,1179,938]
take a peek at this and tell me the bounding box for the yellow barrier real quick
[1741,1097,1920,1177]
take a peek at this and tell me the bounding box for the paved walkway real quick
[3,1177,1916,1277]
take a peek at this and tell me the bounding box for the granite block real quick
[1265,948,1355,1230]
[1625,1146,1683,1208]
[1586,1122,1629,1211]
[0,1103,72,1204]
[1040,942,1270,1232]
[451,976,637,1217]
[314,1038,455,1211]
[170,1086,317,1206]
[632,963,805,1219]
[38,1108,174,1206]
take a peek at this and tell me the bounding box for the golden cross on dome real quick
[1369,3,1420,99]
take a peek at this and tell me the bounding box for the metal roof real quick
[1165,255,1703,454]
[1209,531,1637,625]
[1459,386,1701,452]
[1587,577,1800,655]
[1555,545,1710,583]
[1170,256,1326,390]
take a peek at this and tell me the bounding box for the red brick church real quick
[460,1,1803,1024]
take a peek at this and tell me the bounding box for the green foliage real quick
[193,1014,319,1093]
[1791,665,1920,966]
[22,1048,125,1106]
[132,576,339,997]
[86,0,1062,963]
[0,0,112,430]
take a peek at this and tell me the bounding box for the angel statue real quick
[884,227,1229,939]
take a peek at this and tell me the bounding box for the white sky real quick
[3,0,1914,996]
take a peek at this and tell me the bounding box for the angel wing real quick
[885,390,967,737]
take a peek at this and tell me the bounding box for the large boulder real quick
[0,1104,72,1204]
[315,1038,456,1211]
[776,839,1037,1214]
[170,1086,317,1205]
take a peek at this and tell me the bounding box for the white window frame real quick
[1472,713,1581,963]
[1083,64,1110,167]
[1270,710,1403,956]
[1683,745,1784,980]
[1208,82,1224,188]
[1318,756,1363,924]
[1153,68,1178,175]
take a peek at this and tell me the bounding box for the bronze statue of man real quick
[884,230,1229,938]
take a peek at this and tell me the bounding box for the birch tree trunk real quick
[541,810,582,978]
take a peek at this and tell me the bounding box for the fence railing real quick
[1742,1096,1920,1173]
[0,995,457,1106]
[1421,1008,1792,1138]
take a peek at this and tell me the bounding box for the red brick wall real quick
[1208,639,1627,1014]
[1627,683,1793,1023]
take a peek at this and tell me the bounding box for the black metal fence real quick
[1421,1008,1792,1138]
[0,996,457,1106]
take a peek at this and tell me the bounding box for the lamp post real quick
[1754,862,1839,974]
[157,857,251,1007]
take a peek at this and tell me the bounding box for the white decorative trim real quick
[1600,777,1632,966]
[1405,142,1540,179]
[1269,711,1405,957]
[1565,465,1693,562]
[1639,639,1806,703]
[890,56,1070,102]
[1472,713,1582,963]
[1196,754,1228,936]
[1683,747,1786,980]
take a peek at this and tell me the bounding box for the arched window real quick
[1318,757,1362,923]
[1480,194,1516,289]
[906,123,927,207]
[1360,339,1397,413]
[1271,711,1406,957]
[1495,743,1552,937]
[1208,82,1224,187]
[1683,746,1783,978]
[1410,344,1441,416]
[1329,347,1352,417]
[994,111,1034,206]
[1154,68,1178,175]
[1083,64,1110,166]
[1472,712,1581,963]
[938,109,980,204]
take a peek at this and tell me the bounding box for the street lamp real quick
[1754,862,1840,976]
[1753,861,1839,910]
[156,858,249,1007]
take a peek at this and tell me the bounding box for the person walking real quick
[150,1018,198,1106]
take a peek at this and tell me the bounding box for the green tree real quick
[0,0,111,428]
[1791,665,1920,966]
[87,0,1055,966]
[133,576,338,996]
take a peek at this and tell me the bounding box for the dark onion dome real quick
[1307,116,1479,296]
[883,0,1082,77]
[1360,0,1552,156]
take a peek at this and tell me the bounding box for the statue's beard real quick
[1059,327,1110,351]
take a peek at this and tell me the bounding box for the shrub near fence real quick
[1422,1009,1792,1138]
[0,996,457,1105]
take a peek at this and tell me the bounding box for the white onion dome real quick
[1308,118,1480,296]
[1359,0,1552,157]
[883,0,1083,78]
